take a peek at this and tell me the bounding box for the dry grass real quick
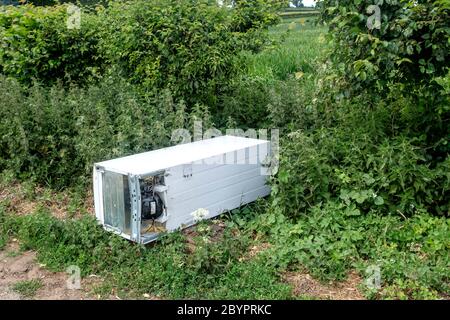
[283,270,365,300]
[0,182,93,219]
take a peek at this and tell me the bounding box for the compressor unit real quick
[93,135,271,244]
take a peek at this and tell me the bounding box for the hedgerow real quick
[0,75,213,188]
[319,0,450,156]
[0,0,283,106]
[272,0,450,219]
[0,4,103,86]
[263,0,449,299]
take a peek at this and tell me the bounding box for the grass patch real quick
[0,198,294,300]
[244,17,326,81]
[12,279,43,298]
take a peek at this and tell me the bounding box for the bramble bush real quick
[271,0,450,220]
[263,0,449,298]
[318,0,450,156]
[97,0,285,106]
[273,127,450,218]
[97,0,239,106]
[228,0,287,52]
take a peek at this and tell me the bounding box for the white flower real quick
[198,225,211,233]
[191,208,209,222]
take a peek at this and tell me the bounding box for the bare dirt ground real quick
[0,241,101,300]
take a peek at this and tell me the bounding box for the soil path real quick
[0,242,98,300]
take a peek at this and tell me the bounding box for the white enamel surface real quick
[95,135,268,176]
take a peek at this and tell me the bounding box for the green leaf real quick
[374,196,384,206]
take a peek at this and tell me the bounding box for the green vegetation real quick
[322,0,449,161]
[12,279,43,298]
[0,0,449,300]
[220,18,325,128]
[0,199,293,299]
[0,0,284,188]
[258,204,449,299]
[0,5,103,86]
[0,75,209,188]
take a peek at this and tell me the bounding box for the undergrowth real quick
[0,199,293,299]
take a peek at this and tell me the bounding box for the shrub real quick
[0,1,282,106]
[96,0,284,106]
[219,76,274,128]
[319,0,450,156]
[270,0,450,222]
[230,0,285,33]
[0,0,286,187]
[220,75,319,130]
[273,127,450,218]
[321,0,449,95]
[228,0,287,52]
[97,0,236,105]
[0,4,103,86]
[0,76,82,187]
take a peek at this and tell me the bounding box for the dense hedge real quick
[319,0,450,156]
[97,0,238,105]
[0,5,103,85]
[0,0,284,187]
[273,120,450,218]
[0,0,283,105]
[272,0,450,217]
[322,0,449,92]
